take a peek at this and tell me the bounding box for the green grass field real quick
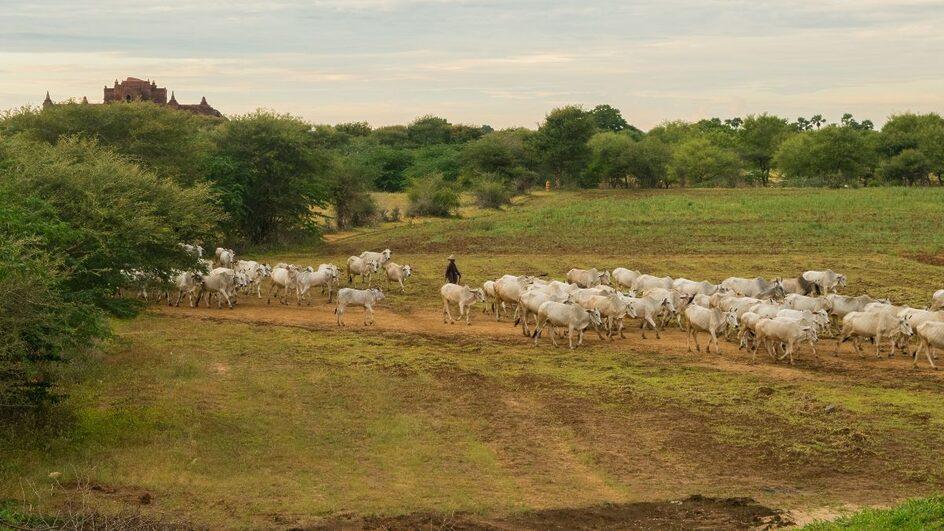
[3,188,944,528]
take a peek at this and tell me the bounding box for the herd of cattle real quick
[474,267,944,369]
[129,245,944,369]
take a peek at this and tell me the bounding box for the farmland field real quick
[3,187,944,528]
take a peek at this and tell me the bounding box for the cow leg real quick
[653,318,662,340]
[336,305,345,326]
[927,344,938,369]
[710,331,720,355]
[568,326,575,349]
[875,333,884,358]
[442,298,452,324]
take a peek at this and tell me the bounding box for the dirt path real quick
[151,297,944,386]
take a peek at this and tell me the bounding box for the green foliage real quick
[354,141,414,192]
[587,131,634,188]
[460,129,537,191]
[371,125,411,148]
[623,136,671,188]
[531,106,597,187]
[589,104,642,138]
[667,137,743,186]
[329,157,379,229]
[775,125,877,186]
[881,113,944,175]
[205,111,331,243]
[878,149,932,185]
[407,115,452,146]
[737,114,793,185]
[335,121,372,137]
[472,177,513,209]
[0,102,217,185]
[405,144,462,182]
[406,173,460,217]
[802,496,944,529]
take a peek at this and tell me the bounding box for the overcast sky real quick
[1,0,942,130]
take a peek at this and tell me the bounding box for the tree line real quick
[1,100,942,412]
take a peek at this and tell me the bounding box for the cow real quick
[335,287,385,326]
[738,311,764,352]
[196,267,237,309]
[346,255,380,286]
[781,275,820,296]
[623,295,674,339]
[517,284,570,336]
[642,288,691,328]
[383,262,413,293]
[214,247,235,268]
[169,270,202,307]
[754,318,818,365]
[802,269,846,294]
[359,249,392,266]
[914,321,944,369]
[784,294,833,314]
[612,267,642,290]
[482,280,505,320]
[580,292,637,340]
[440,284,486,325]
[684,305,737,355]
[749,301,787,319]
[235,260,272,298]
[178,243,204,258]
[267,264,301,304]
[296,267,339,304]
[493,275,535,321]
[836,311,912,358]
[775,309,829,356]
[720,277,784,299]
[825,294,889,319]
[672,278,724,297]
[531,301,604,349]
[631,274,674,293]
[931,290,944,311]
[566,268,611,288]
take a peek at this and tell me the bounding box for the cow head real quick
[587,309,604,328]
[382,249,392,261]
[660,297,676,315]
[724,309,740,330]
[370,288,386,301]
[234,272,252,289]
[598,270,612,286]
[836,274,847,288]
[623,298,638,319]
[897,317,913,338]
[402,265,413,278]
[471,288,486,303]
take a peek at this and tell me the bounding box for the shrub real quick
[473,177,513,209]
[406,173,460,217]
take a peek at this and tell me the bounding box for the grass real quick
[4,187,944,527]
[803,496,944,529]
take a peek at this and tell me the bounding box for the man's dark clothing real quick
[445,261,461,284]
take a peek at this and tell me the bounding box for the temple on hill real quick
[43,77,222,117]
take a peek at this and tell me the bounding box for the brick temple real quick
[43,77,222,117]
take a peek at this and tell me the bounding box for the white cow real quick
[517,285,570,336]
[383,262,413,293]
[612,268,642,290]
[178,243,204,258]
[169,270,202,307]
[441,284,486,325]
[197,267,237,309]
[721,277,784,299]
[623,295,674,339]
[566,268,611,288]
[836,311,913,358]
[235,260,272,298]
[684,305,737,355]
[738,311,764,353]
[802,269,846,294]
[215,247,235,268]
[579,293,637,340]
[672,278,724,297]
[346,256,380,286]
[359,249,392,266]
[335,287,385,326]
[825,294,888,319]
[642,288,690,327]
[914,321,944,369]
[754,318,817,365]
[631,274,674,293]
[784,294,833,314]
[532,301,604,349]
[296,267,339,304]
[268,264,301,304]
[482,280,504,320]
[494,275,535,321]
[931,290,944,311]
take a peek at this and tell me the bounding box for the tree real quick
[774,125,876,186]
[841,113,874,131]
[205,111,331,244]
[405,144,462,182]
[589,104,642,138]
[407,115,452,146]
[587,131,634,188]
[667,138,743,187]
[0,101,216,185]
[353,142,413,191]
[531,106,596,187]
[335,121,372,137]
[460,128,537,191]
[880,113,944,177]
[329,157,379,229]
[810,114,825,129]
[737,113,793,185]
[878,149,932,185]
[371,125,410,148]
[623,136,671,188]
[406,173,460,217]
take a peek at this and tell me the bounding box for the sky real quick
[1,0,942,130]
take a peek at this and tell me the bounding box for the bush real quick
[473,177,513,209]
[406,173,460,217]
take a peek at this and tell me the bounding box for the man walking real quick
[445,254,461,284]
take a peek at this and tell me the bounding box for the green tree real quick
[878,149,932,185]
[407,115,452,146]
[774,125,876,186]
[405,144,462,181]
[329,157,379,229]
[880,113,944,177]
[460,128,537,191]
[406,173,460,217]
[353,142,413,191]
[335,121,372,137]
[587,131,634,188]
[737,113,793,185]
[623,136,671,188]
[371,125,411,148]
[667,138,743,187]
[589,104,642,138]
[0,102,217,185]
[531,106,596,187]
[205,111,331,244]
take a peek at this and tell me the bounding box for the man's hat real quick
[447,254,456,260]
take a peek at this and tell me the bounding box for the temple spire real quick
[42,91,53,108]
